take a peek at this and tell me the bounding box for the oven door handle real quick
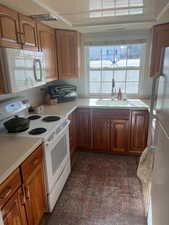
[45,119,70,147]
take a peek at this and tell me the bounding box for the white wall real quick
[0,85,44,106]
[154,0,169,17]
[64,29,153,98]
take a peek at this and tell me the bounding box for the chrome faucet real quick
[111,78,115,99]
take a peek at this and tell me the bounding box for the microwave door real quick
[33,58,43,82]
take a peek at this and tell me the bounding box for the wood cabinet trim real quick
[150,23,169,77]
[1,187,27,225]
[0,4,21,48]
[21,145,43,182]
[18,14,38,50]
[130,110,149,153]
[37,22,58,81]
[56,29,80,80]
[0,168,21,208]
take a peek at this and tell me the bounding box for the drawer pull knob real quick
[0,187,12,200]
[32,158,39,166]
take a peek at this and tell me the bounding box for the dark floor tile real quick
[41,152,146,225]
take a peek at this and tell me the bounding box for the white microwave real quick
[0,48,46,93]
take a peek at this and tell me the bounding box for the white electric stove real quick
[0,98,71,212]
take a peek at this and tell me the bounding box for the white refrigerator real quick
[148,46,169,225]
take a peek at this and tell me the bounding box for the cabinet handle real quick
[17,32,25,44]
[25,187,30,200]
[20,191,26,205]
[17,32,24,35]
[0,186,12,200]
[32,158,39,166]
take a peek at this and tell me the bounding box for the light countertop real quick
[42,98,150,117]
[0,98,150,184]
[0,136,42,184]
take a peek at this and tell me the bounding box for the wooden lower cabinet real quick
[110,119,129,153]
[92,109,130,153]
[23,164,46,225]
[68,111,77,163]
[76,108,148,154]
[92,117,109,151]
[0,146,47,225]
[76,109,91,150]
[2,188,27,225]
[130,110,149,154]
[21,146,47,225]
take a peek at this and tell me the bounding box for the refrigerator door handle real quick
[150,72,165,117]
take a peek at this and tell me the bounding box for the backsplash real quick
[0,85,45,106]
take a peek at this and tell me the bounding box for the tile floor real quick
[42,152,146,225]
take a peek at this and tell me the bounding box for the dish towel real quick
[137,146,156,214]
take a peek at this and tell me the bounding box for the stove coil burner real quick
[28,115,41,120]
[29,128,47,135]
[42,116,61,122]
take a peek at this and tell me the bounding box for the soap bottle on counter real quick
[117,88,122,100]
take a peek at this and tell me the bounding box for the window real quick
[88,44,144,96]
[89,0,144,17]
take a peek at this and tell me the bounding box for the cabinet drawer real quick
[0,168,21,208]
[92,109,130,119]
[21,145,43,182]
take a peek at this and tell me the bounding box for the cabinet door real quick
[2,188,27,225]
[21,146,47,225]
[92,117,110,152]
[68,110,76,159]
[0,73,6,94]
[37,23,58,81]
[150,23,169,77]
[110,119,129,153]
[19,14,38,50]
[130,110,149,154]
[56,29,80,79]
[0,4,21,48]
[76,109,91,150]
[24,164,46,225]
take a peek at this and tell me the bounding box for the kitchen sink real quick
[96,99,136,107]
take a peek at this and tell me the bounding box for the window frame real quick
[86,43,145,98]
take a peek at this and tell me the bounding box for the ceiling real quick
[0,0,168,33]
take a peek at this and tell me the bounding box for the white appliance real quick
[148,47,169,225]
[0,48,46,93]
[0,98,71,212]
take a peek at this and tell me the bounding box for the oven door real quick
[44,120,70,193]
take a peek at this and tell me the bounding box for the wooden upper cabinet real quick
[0,4,21,48]
[130,110,149,153]
[19,14,38,50]
[150,23,169,77]
[76,109,91,150]
[56,29,80,80]
[110,119,129,153]
[0,71,6,94]
[37,23,58,81]
[2,188,27,225]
